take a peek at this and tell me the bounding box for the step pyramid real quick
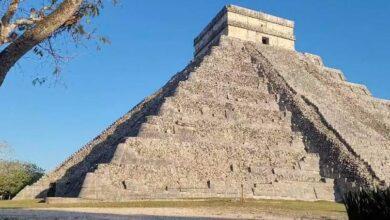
[15,6,390,202]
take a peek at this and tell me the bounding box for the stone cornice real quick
[194,6,228,45]
[226,5,294,28]
[228,20,295,41]
[194,19,295,56]
[194,5,294,45]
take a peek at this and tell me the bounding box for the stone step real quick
[194,59,259,81]
[146,113,289,129]
[273,168,322,182]
[177,78,276,105]
[137,123,302,150]
[86,165,335,201]
[370,100,390,121]
[91,165,271,193]
[142,114,292,136]
[335,81,371,97]
[373,98,390,112]
[253,181,335,201]
[196,46,253,69]
[100,158,326,188]
[158,95,285,123]
[84,163,326,189]
[321,67,346,81]
[81,183,246,201]
[13,184,50,200]
[303,53,323,67]
[196,50,238,67]
[174,84,280,110]
[189,71,268,92]
[353,146,390,157]
[297,154,321,172]
[111,136,308,169]
[123,136,304,155]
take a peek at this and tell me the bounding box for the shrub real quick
[0,160,44,199]
[344,187,390,219]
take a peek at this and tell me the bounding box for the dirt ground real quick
[0,207,347,220]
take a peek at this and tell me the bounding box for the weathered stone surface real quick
[14,6,389,202]
[194,5,295,57]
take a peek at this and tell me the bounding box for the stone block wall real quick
[14,52,200,200]
[194,5,295,57]
[15,36,390,202]
[78,38,342,202]
[254,38,390,185]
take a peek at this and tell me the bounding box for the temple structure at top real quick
[194,5,295,57]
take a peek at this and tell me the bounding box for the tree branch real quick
[1,0,20,25]
[14,17,43,26]
[0,0,20,44]
[0,0,84,87]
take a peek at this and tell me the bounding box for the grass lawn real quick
[0,198,347,218]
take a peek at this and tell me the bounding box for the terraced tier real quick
[137,118,294,146]
[80,136,334,201]
[177,79,272,105]
[159,94,281,121]
[15,36,388,202]
[189,70,265,91]
[257,40,390,183]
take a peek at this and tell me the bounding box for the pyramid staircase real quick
[77,41,336,201]
[15,37,389,202]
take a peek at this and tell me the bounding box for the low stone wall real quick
[45,197,98,204]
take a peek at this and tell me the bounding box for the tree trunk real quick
[0,0,83,87]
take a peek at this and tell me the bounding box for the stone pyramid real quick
[15,5,390,202]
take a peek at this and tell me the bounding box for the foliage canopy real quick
[0,0,117,86]
[0,160,44,199]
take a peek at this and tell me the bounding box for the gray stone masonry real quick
[15,36,389,202]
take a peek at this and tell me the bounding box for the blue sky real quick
[0,0,389,171]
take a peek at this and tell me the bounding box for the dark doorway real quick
[262,37,270,45]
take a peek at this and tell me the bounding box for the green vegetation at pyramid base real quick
[0,160,44,199]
